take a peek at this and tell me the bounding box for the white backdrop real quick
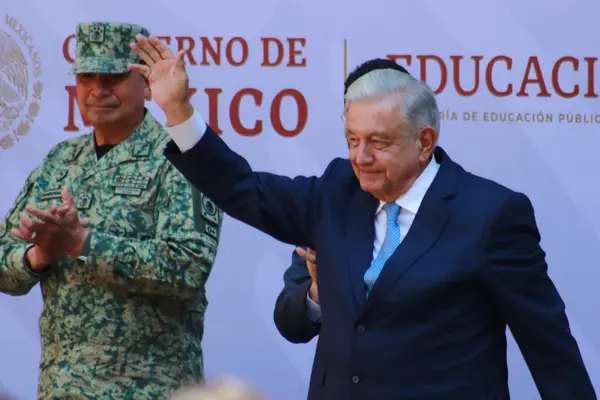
[1,0,599,398]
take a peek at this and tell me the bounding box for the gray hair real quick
[344,69,440,141]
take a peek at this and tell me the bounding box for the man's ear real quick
[416,126,438,163]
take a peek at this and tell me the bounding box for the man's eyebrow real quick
[371,131,393,139]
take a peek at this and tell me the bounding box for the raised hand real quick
[129,35,193,126]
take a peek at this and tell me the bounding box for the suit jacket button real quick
[352,376,360,384]
[356,324,365,333]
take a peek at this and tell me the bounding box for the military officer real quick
[0,22,223,399]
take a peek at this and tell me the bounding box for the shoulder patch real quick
[205,224,219,239]
[191,190,221,238]
[200,195,220,225]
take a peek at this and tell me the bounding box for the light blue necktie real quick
[364,202,401,294]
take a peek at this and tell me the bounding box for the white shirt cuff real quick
[164,109,208,153]
[305,290,322,322]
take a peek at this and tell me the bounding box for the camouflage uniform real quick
[0,22,223,399]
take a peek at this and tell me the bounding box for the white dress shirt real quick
[163,110,441,323]
[304,156,440,321]
[166,110,208,152]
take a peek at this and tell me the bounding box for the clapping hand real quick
[11,186,89,269]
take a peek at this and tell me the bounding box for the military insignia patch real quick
[89,23,105,43]
[114,187,142,196]
[39,189,63,202]
[201,195,219,225]
[55,169,68,182]
[132,143,151,157]
[77,192,93,210]
[67,146,83,162]
[205,224,218,239]
[112,174,150,196]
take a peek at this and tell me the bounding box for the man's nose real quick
[355,143,374,165]
[90,82,112,96]
[88,76,113,91]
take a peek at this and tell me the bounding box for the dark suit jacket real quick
[274,250,320,344]
[165,127,596,400]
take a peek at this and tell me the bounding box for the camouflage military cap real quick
[70,22,150,75]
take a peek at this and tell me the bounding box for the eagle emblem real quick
[89,23,105,43]
[0,30,28,128]
[0,17,44,150]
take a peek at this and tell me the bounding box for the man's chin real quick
[359,179,383,195]
[87,111,119,125]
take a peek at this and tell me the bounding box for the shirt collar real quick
[376,155,441,215]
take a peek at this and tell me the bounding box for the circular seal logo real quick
[202,196,217,216]
[0,15,43,150]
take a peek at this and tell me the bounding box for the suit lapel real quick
[345,188,379,309]
[361,147,458,314]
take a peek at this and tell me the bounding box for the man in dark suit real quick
[129,35,596,399]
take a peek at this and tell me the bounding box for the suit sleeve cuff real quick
[305,289,322,322]
[164,109,208,153]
